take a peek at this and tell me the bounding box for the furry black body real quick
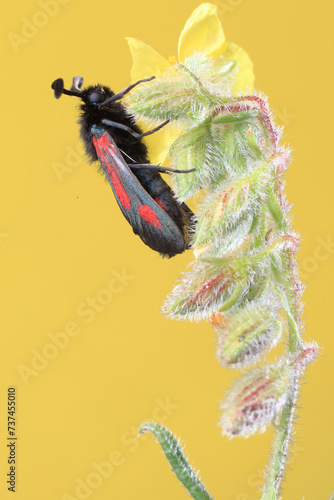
[79,85,148,164]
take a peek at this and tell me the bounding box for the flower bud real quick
[219,362,291,438]
[211,302,281,368]
[162,260,245,320]
[193,211,254,257]
[193,182,250,248]
[290,341,321,370]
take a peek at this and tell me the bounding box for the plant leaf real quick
[139,422,214,500]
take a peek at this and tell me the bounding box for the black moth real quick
[51,75,194,257]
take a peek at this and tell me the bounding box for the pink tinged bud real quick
[162,261,243,320]
[193,182,250,248]
[219,363,291,438]
[211,303,282,368]
[291,341,321,369]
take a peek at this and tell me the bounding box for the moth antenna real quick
[51,76,83,99]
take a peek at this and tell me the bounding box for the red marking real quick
[214,95,278,151]
[95,132,113,151]
[154,197,168,212]
[93,134,131,210]
[138,205,162,229]
[186,271,232,308]
[239,375,266,398]
[241,380,272,405]
[222,187,233,206]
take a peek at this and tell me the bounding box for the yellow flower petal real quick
[178,3,226,61]
[126,38,173,163]
[126,37,170,82]
[213,41,255,93]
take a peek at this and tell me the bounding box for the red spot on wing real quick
[154,197,168,212]
[93,134,131,210]
[108,169,131,210]
[95,132,113,151]
[138,205,162,230]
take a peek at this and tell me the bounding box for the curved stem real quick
[261,161,303,498]
[261,371,300,500]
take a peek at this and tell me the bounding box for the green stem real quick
[261,270,302,499]
[261,372,300,500]
[261,166,303,498]
[274,285,302,352]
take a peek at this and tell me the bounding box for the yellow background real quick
[1,0,333,499]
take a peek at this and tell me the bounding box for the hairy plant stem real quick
[261,372,299,500]
[261,181,303,498]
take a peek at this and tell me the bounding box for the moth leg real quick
[101,119,141,138]
[136,120,169,138]
[101,118,170,139]
[129,164,196,174]
[99,76,155,108]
